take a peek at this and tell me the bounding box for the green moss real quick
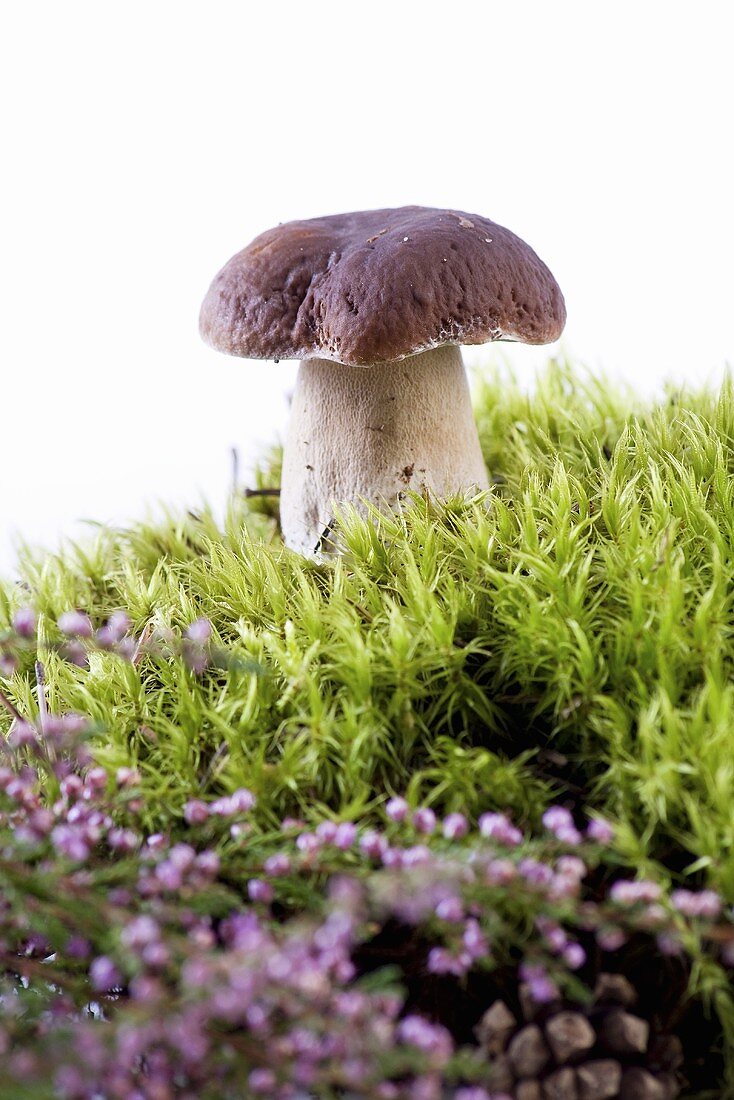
[4,357,734,1088]
[3,360,734,868]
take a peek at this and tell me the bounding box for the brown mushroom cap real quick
[200,206,566,366]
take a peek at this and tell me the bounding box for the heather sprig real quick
[4,359,734,1090]
[1,710,732,1098]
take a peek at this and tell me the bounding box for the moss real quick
[3,357,734,1089]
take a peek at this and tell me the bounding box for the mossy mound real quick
[3,362,733,878]
[2,359,734,1091]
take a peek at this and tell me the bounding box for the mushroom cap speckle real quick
[200,206,566,366]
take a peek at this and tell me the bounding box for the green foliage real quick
[2,360,734,876]
[4,356,734,1088]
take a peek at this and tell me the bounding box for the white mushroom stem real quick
[280,345,489,556]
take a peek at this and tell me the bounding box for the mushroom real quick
[200,206,565,556]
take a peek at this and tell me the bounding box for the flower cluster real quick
[1,606,732,1096]
[1,705,732,1100]
[1,605,222,678]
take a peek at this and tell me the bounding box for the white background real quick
[1,2,732,573]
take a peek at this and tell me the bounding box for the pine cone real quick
[475,972,684,1099]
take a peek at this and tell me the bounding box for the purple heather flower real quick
[316,820,339,843]
[184,647,209,674]
[264,852,292,876]
[542,805,582,844]
[555,855,587,880]
[520,962,559,1004]
[548,873,580,901]
[427,946,467,975]
[183,799,210,825]
[670,888,722,919]
[89,956,123,992]
[518,858,554,889]
[536,917,567,952]
[168,843,196,871]
[402,844,432,867]
[95,611,131,648]
[333,821,357,849]
[65,935,91,959]
[155,861,183,891]
[51,824,91,862]
[121,915,160,950]
[194,850,220,877]
[397,1015,453,1063]
[435,896,464,923]
[563,942,586,969]
[485,857,517,885]
[640,903,668,928]
[596,926,627,951]
[115,766,140,788]
[587,816,615,844]
[385,795,409,823]
[210,787,256,815]
[85,766,108,791]
[186,617,212,643]
[610,879,662,906]
[107,827,140,853]
[462,918,490,960]
[555,823,583,845]
[478,812,522,846]
[442,812,469,839]
[359,830,388,860]
[8,722,37,748]
[58,610,94,638]
[248,1068,277,1094]
[0,651,18,676]
[12,607,37,638]
[62,640,89,667]
[141,941,170,969]
[296,832,322,854]
[412,807,437,835]
[542,805,574,832]
[455,1089,493,1100]
[657,932,684,957]
[248,879,274,903]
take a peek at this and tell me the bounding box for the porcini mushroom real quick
[200,206,565,555]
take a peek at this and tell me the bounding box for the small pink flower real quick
[58,610,94,638]
[563,942,586,969]
[85,767,108,791]
[360,830,388,860]
[587,817,615,844]
[264,852,292,876]
[12,607,37,638]
[435,896,463,923]
[412,808,437,835]
[385,796,409,823]
[186,617,212,643]
[183,799,210,825]
[248,879,274,903]
[478,812,522,846]
[334,821,357,849]
[442,812,469,840]
[89,956,122,992]
[316,820,339,843]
